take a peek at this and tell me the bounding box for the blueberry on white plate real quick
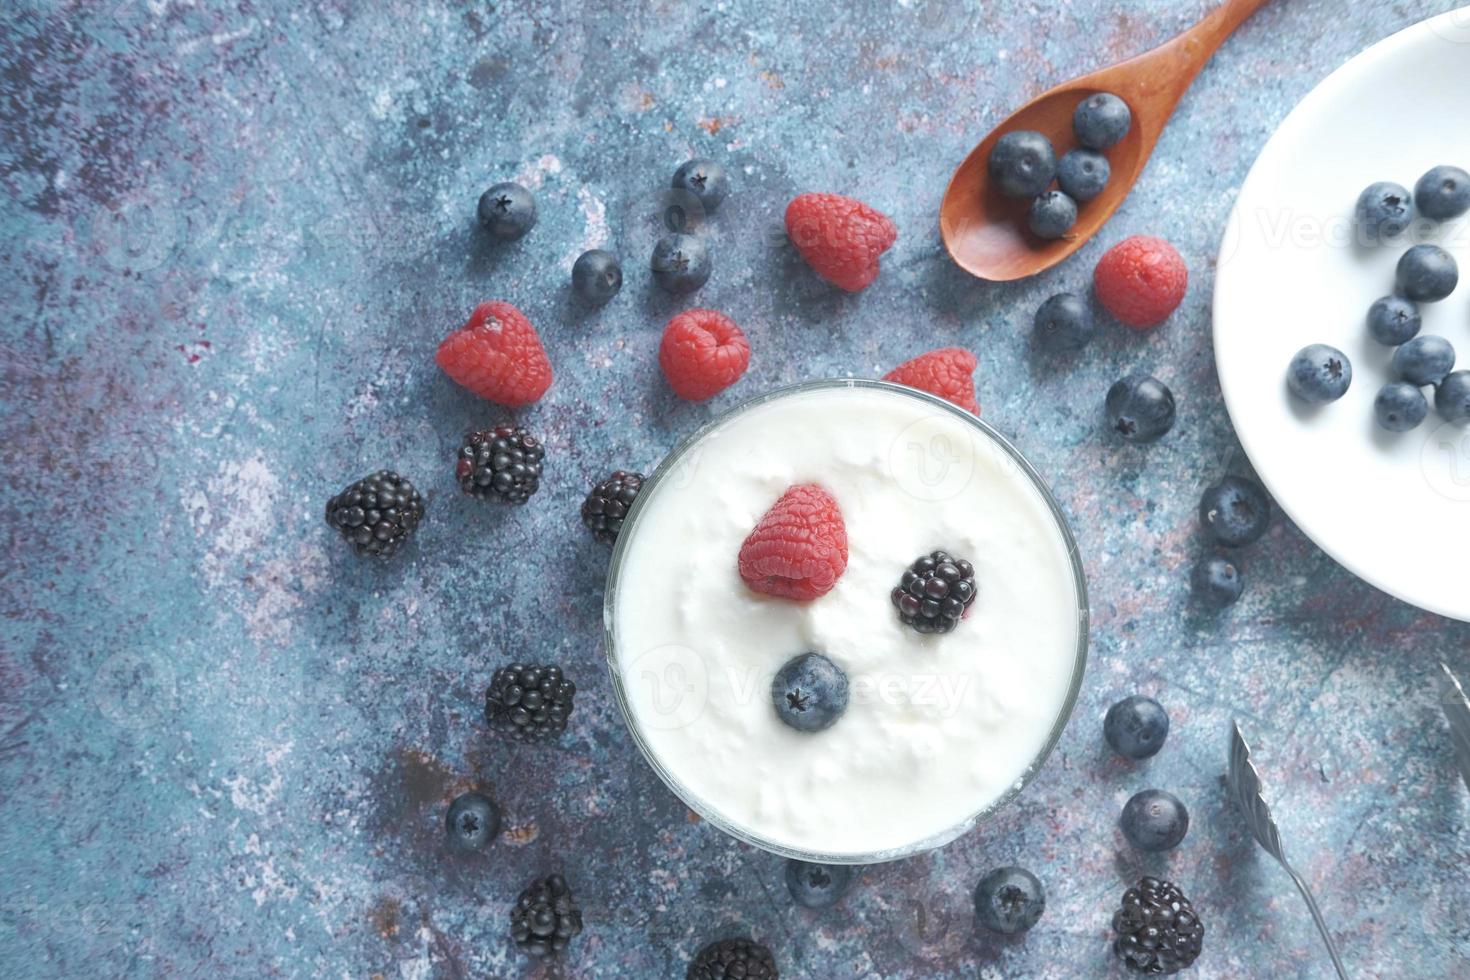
[1413,164,1470,221]
[1436,371,1470,424]
[1286,344,1351,403]
[1374,381,1429,433]
[1365,295,1420,346]
[1354,181,1413,240]
[1392,335,1455,386]
[1396,244,1458,302]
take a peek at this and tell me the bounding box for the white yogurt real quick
[611,384,1084,858]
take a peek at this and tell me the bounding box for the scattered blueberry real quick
[1073,92,1131,150]
[1120,789,1190,852]
[446,792,501,851]
[1105,374,1176,443]
[1413,165,1470,221]
[1392,335,1455,386]
[1034,292,1095,353]
[650,233,711,294]
[784,860,855,909]
[1354,181,1413,240]
[1198,475,1271,547]
[973,866,1046,935]
[1366,295,1421,346]
[1103,695,1170,760]
[989,130,1057,199]
[1056,148,1110,202]
[1373,381,1429,433]
[571,249,622,305]
[1435,371,1470,423]
[771,652,849,733]
[1396,244,1459,302]
[1028,190,1078,239]
[671,158,728,214]
[1191,554,1243,608]
[477,182,537,241]
[1286,343,1351,403]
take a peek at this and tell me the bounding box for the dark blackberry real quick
[890,550,978,634]
[324,470,425,558]
[456,426,544,504]
[509,873,582,957]
[1113,877,1204,975]
[581,470,644,544]
[687,937,778,980]
[485,664,576,743]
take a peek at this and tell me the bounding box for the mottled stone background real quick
[2,0,1468,977]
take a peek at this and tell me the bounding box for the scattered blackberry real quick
[891,550,978,634]
[485,664,576,743]
[510,873,582,957]
[687,938,779,980]
[456,426,544,504]
[324,470,425,558]
[1113,877,1204,976]
[581,470,644,544]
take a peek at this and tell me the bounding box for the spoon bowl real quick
[940,0,1269,281]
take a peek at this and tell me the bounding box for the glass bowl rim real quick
[601,378,1090,864]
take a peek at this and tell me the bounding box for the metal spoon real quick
[939,0,1270,281]
[1227,721,1350,980]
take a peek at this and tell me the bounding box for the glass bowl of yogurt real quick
[603,379,1088,863]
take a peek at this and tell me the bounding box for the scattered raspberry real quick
[659,309,750,400]
[1093,236,1188,329]
[883,348,979,414]
[436,301,553,406]
[785,193,897,292]
[738,484,848,601]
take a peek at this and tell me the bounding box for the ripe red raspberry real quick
[658,308,750,401]
[1093,236,1188,329]
[436,301,553,406]
[738,484,848,601]
[785,193,897,292]
[883,348,979,414]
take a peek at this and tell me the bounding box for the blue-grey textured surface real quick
[3,1,1469,977]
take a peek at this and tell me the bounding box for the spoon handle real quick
[1103,0,1271,129]
[1284,863,1351,980]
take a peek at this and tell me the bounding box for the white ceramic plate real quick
[1215,7,1470,622]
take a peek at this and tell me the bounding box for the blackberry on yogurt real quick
[892,550,978,634]
[457,426,544,504]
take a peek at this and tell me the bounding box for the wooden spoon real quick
[939,0,1271,282]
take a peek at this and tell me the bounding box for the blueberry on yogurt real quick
[772,653,848,732]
